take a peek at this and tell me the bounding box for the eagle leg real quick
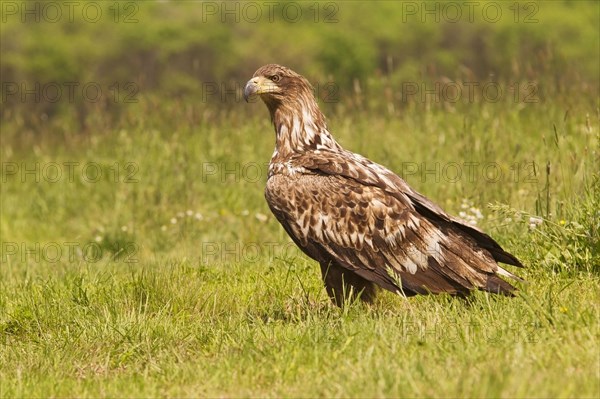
[319,261,377,306]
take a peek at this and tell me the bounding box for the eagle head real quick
[243,64,314,111]
[244,64,336,155]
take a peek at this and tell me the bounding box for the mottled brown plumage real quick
[244,64,523,306]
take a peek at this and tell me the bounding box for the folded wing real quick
[266,161,520,296]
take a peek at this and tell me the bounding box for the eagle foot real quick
[320,261,377,307]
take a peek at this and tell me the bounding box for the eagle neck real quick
[270,101,340,159]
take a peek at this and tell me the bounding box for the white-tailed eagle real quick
[244,64,523,306]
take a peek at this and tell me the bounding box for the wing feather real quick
[266,165,516,296]
[296,150,523,268]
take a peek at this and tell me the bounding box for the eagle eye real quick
[270,74,281,82]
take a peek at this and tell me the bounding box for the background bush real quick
[1,0,598,131]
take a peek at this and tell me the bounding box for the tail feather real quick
[484,274,517,296]
[452,221,524,268]
[496,265,525,281]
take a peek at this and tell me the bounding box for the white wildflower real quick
[458,199,484,224]
[466,215,478,226]
[529,216,543,226]
[170,217,177,224]
[528,217,543,230]
[255,213,268,222]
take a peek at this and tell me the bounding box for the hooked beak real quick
[243,76,278,102]
[243,77,260,102]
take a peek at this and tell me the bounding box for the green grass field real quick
[1,88,598,397]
